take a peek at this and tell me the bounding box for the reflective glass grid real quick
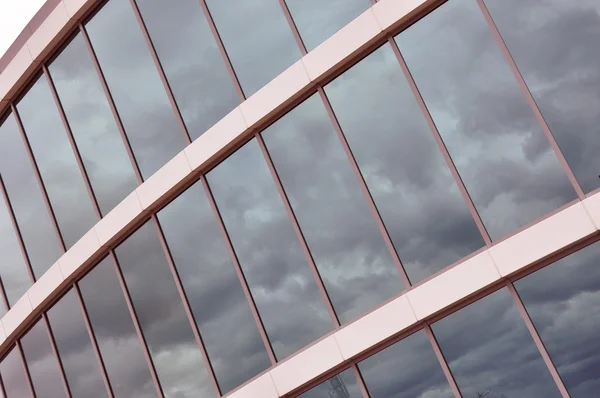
[0,0,599,396]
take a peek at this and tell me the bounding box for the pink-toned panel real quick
[0,322,5,346]
[372,0,427,32]
[58,229,101,279]
[26,2,73,62]
[302,9,381,81]
[583,191,600,230]
[27,263,64,310]
[94,191,145,247]
[334,295,416,360]
[136,152,192,210]
[62,0,89,20]
[240,60,311,126]
[407,251,500,320]
[1,295,33,338]
[227,374,279,398]
[490,202,596,277]
[269,335,344,396]
[184,107,248,172]
[0,46,37,100]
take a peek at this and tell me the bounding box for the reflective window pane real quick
[0,114,62,278]
[326,44,485,284]
[0,347,31,398]
[516,241,600,396]
[432,288,560,397]
[16,74,97,248]
[262,94,402,322]
[206,0,301,95]
[78,257,155,397]
[20,319,66,398]
[85,0,186,178]
[136,0,240,140]
[48,32,139,215]
[114,221,213,396]
[0,188,31,307]
[483,0,600,194]
[298,368,361,398]
[47,290,106,397]
[207,139,333,360]
[396,0,577,240]
[158,183,270,393]
[359,331,452,398]
[286,0,370,51]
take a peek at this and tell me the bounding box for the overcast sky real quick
[0,0,45,59]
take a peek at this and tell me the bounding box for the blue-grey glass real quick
[46,290,106,397]
[297,368,361,398]
[0,114,62,278]
[326,44,485,284]
[359,331,452,398]
[20,319,66,398]
[114,221,212,397]
[432,288,560,397]
[205,0,302,96]
[262,94,402,323]
[16,74,97,248]
[48,32,138,216]
[78,257,155,397]
[483,0,600,194]
[515,241,600,396]
[135,0,240,140]
[0,187,31,307]
[396,0,577,241]
[85,0,186,178]
[207,139,333,360]
[157,183,270,393]
[285,0,370,51]
[0,346,31,398]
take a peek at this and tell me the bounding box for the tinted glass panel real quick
[286,0,370,51]
[207,139,333,360]
[114,221,212,396]
[17,74,97,248]
[359,331,452,398]
[516,241,600,396]
[0,347,31,398]
[396,0,576,240]
[20,320,66,398]
[158,183,270,393]
[262,94,402,322]
[0,189,31,307]
[432,288,560,397]
[48,32,138,215]
[205,0,301,95]
[136,0,240,140]
[0,114,62,278]
[298,368,361,398]
[85,0,186,178]
[47,290,106,397]
[79,257,155,397]
[484,0,600,194]
[326,44,484,284]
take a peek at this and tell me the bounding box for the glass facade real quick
[1,0,599,396]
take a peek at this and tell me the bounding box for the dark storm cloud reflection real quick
[85,0,187,179]
[297,368,361,398]
[484,0,600,194]
[157,183,271,393]
[396,0,577,241]
[136,0,240,141]
[358,331,452,398]
[325,43,485,285]
[432,288,561,397]
[515,241,600,396]
[0,346,31,398]
[262,94,403,323]
[207,139,333,360]
[114,221,214,397]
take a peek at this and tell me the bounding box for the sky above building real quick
[0,0,46,59]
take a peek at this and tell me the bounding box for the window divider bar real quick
[424,325,463,398]
[16,341,37,398]
[42,313,73,398]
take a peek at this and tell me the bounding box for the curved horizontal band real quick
[1,0,600,396]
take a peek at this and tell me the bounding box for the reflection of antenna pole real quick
[327,375,350,398]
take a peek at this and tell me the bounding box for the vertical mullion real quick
[507,282,571,397]
[151,215,223,396]
[387,37,493,246]
[424,326,463,398]
[0,372,6,398]
[475,0,585,200]
[256,133,341,327]
[278,0,308,55]
[351,364,371,398]
[16,342,37,398]
[128,0,192,145]
[201,176,277,365]
[42,313,73,398]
